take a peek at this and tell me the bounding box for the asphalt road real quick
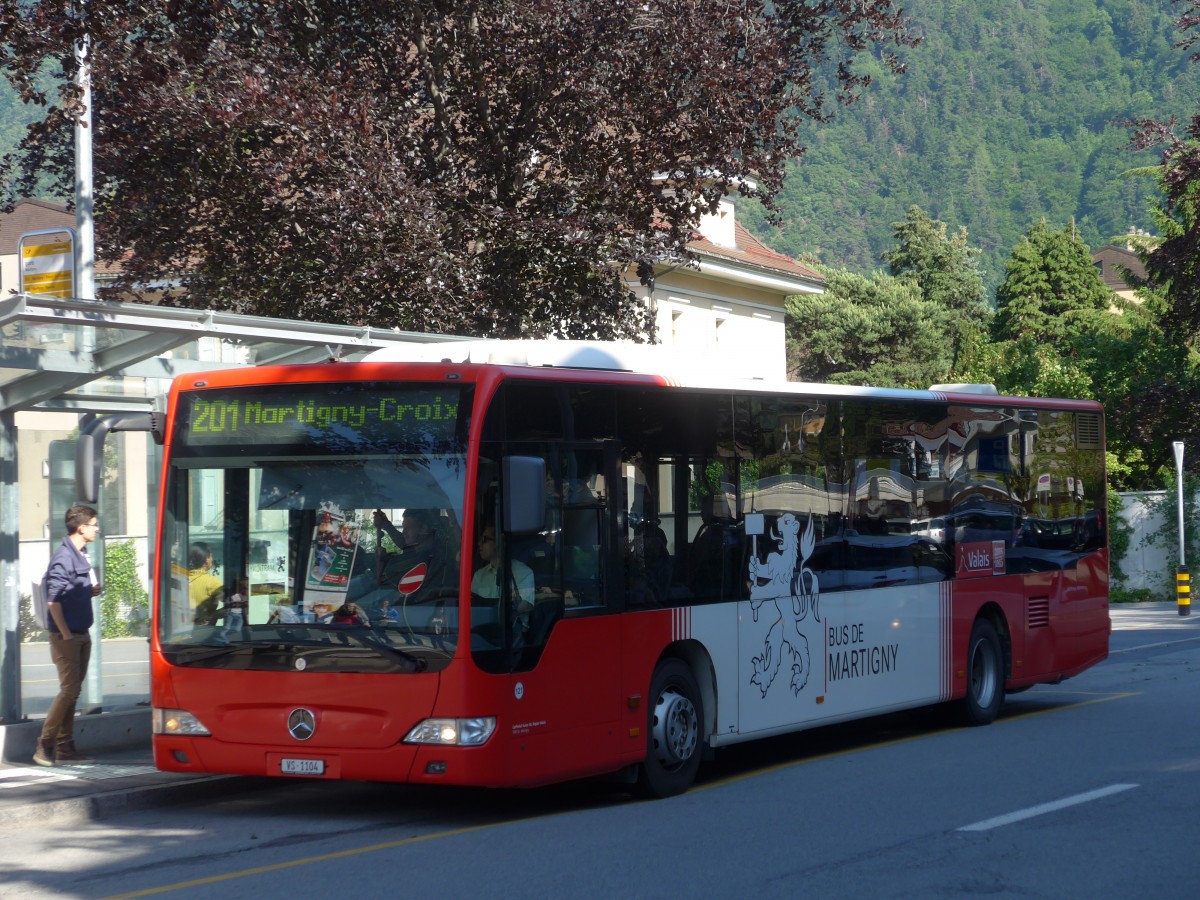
[3,604,1199,899]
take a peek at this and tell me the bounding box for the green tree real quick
[973,213,1198,491]
[787,265,953,388]
[1123,0,1200,352]
[0,0,915,339]
[1114,0,1200,483]
[882,205,989,369]
[993,221,1112,344]
[1130,134,1200,352]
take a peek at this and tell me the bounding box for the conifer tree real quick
[787,265,952,388]
[993,222,1110,344]
[882,206,988,368]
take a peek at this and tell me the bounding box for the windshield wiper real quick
[164,639,290,664]
[325,628,430,671]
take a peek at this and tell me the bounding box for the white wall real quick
[650,292,787,381]
[1116,490,1196,595]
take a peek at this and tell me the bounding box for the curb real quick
[0,708,151,764]
[0,774,272,829]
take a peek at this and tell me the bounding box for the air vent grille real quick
[1027,597,1050,629]
[1076,413,1102,450]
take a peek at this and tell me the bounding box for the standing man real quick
[33,505,102,767]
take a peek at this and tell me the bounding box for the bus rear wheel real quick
[636,659,703,798]
[962,618,1004,725]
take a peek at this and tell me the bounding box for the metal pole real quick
[1173,442,1189,617]
[75,20,106,705]
[75,26,95,303]
[0,412,23,724]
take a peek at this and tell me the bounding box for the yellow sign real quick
[21,240,75,297]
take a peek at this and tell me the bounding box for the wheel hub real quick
[970,639,998,706]
[651,687,698,768]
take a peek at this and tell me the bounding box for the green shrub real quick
[1106,489,1133,589]
[1109,587,1154,604]
[19,591,47,642]
[100,539,150,638]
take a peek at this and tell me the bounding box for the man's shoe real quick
[53,741,94,764]
[32,739,56,767]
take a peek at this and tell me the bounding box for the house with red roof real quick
[629,188,823,381]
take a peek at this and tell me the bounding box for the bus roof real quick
[361,339,1099,411]
[364,339,743,377]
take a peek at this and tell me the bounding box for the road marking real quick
[100,821,509,899]
[22,671,149,685]
[1110,635,1200,654]
[701,690,1134,791]
[999,691,1138,721]
[0,769,71,788]
[958,783,1138,832]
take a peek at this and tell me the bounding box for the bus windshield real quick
[158,382,471,673]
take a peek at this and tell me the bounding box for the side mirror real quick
[502,456,546,534]
[76,412,165,502]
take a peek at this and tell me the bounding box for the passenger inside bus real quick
[188,542,224,624]
[560,507,603,605]
[687,506,740,601]
[627,514,672,607]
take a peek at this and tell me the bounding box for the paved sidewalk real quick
[0,743,266,829]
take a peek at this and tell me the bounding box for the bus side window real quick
[687,499,739,601]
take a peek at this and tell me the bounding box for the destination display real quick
[177,383,465,452]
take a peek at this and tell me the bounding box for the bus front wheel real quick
[962,618,1004,725]
[636,659,703,798]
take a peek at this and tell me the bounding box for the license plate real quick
[281,758,325,776]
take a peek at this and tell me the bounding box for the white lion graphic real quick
[749,513,820,696]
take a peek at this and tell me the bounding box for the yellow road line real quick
[101,822,506,899]
[22,672,149,685]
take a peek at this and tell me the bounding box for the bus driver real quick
[355,509,456,611]
[471,525,536,629]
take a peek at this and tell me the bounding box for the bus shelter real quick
[0,291,463,727]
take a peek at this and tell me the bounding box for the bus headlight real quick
[153,708,211,736]
[404,717,496,746]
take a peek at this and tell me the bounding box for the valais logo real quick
[956,540,1006,577]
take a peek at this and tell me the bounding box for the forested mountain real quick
[742,0,1200,295]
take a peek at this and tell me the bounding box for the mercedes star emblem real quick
[287,708,316,741]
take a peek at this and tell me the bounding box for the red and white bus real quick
[81,340,1110,797]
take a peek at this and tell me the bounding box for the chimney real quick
[697,195,738,249]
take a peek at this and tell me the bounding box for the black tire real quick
[962,618,1004,726]
[636,659,704,798]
